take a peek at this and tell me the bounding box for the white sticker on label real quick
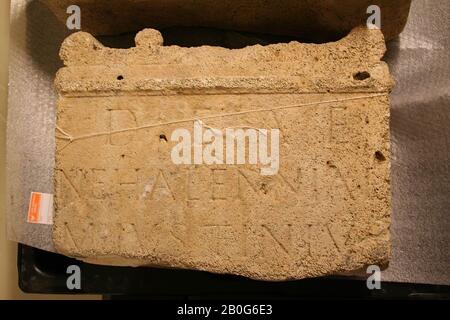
[27,192,54,225]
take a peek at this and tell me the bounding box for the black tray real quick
[18,244,450,299]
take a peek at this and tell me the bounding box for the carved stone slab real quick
[54,27,393,280]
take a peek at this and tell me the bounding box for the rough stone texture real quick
[53,27,393,281]
[41,0,411,41]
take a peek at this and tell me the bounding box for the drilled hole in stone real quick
[353,71,371,81]
[375,151,386,161]
[326,160,336,168]
[117,75,124,81]
[159,134,168,142]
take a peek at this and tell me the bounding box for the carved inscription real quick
[54,27,392,280]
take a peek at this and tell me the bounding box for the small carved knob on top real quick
[135,29,164,47]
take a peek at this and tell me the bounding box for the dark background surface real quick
[17,244,450,298]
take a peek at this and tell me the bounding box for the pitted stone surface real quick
[53,27,393,280]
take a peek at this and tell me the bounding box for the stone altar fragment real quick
[54,27,393,280]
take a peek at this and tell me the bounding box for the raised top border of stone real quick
[55,27,394,96]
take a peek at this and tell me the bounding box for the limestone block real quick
[53,27,393,280]
[42,0,411,41]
